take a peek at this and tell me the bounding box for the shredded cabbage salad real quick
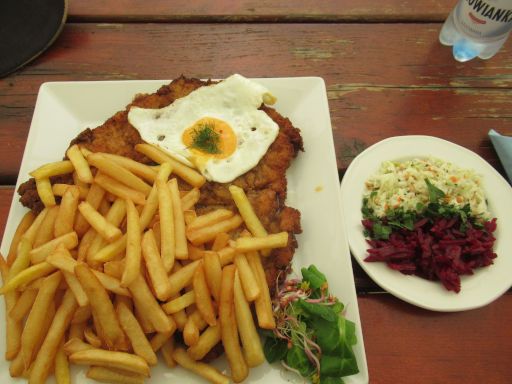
[363,157,490,221]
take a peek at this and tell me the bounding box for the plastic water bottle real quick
[439,0,512,62]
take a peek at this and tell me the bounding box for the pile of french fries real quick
[1,143,290,384]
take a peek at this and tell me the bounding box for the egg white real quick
[128,74,279,183]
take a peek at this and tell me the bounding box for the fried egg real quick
[128,74,279,183]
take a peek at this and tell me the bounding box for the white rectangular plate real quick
[0,77,368,383]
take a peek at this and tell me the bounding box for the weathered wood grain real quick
[1,23,511,183]
[359,293,512,383]
[67,0,455,22]
[0,188,14,242]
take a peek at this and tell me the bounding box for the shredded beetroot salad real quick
[363,216,497,293]
[361,158,498,293]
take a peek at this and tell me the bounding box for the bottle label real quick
[455,0,512,40]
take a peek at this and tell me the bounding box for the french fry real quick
[149,328,174,352]
[86,366,146,384]
[88,153,152,195]
[141,230,172,301]
[0,261,56,295]
[138,162,171,231]
[33,206,59,248]
[84,326,102,348]
[71,305,91,324]
[30,160,74,179]
[139,185,159,231]
[7,211,35,266]
[168,178,188,259]
[234,271,265,367]
[77,227,97,262]
[9,348,26,377]
[21,207,49,245]
[11,302,55,377]
[86,198,127,264]
[193,262,216,326]
[219,264,248,383]
[234,232,289,253]
[234,253,260,301]
[203,251,222,301]
[183,209,197,225]
[212,232,230,251]
[46,245,81,274]
[63,270,89,307]
[172,347,229,384]
[63,338,94,355]
[135,143,206,187]
[187,215,243,246]
[181,188,200,211]
[93,270,131,297]
[157,176,175,272]
[162,290,195,314]
[102,152,157,183]
[160,338,176,367]
[29,231,78,264]
[186,208,234,231]
[189,307,208,331]
[121,199,142,287]
[134,306,155,334]
[95,172,146,206]
[55,342,71,384]
[54,186,81,237]
[246,251,275,329]
[183,317,200,346]
[188,243,204,261]
[74,183,106,237]
[229,184,268,237]
[20,271,62,368]
[116,302,157,366]
[68,322,86,341]
[53,183,89,200]
[70,349,150,376]
[103,259,125,280]
[78,201,122,242]
[29,290,78,384]
[218,246,236,266]
[74,264,125,349]
[9,288,38,322]
[67,144,93,183]
[167,259,200,297]
[73,170,91,191]
[128,273,174,333]
[152,220,161,250]
[0,256,22,360]
[187,324,222,361]
[36,177,56,207]
[92,235,127,263]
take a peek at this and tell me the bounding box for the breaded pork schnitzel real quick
[18,76,303,288]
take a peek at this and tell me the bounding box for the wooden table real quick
[1,1,511,382]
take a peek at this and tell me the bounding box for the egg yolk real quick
[182,117,237,169]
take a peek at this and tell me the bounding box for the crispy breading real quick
[17,76,303,289]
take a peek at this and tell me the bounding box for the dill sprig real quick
[190,122,221,154]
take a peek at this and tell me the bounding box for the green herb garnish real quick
[264,265,359,383]
[425,178,446,203]
[189,122,221,154]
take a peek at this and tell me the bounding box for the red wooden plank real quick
[1,23,511,183]
[359,293,512,383]
[67,0,455,22]
[0,188,14,242]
